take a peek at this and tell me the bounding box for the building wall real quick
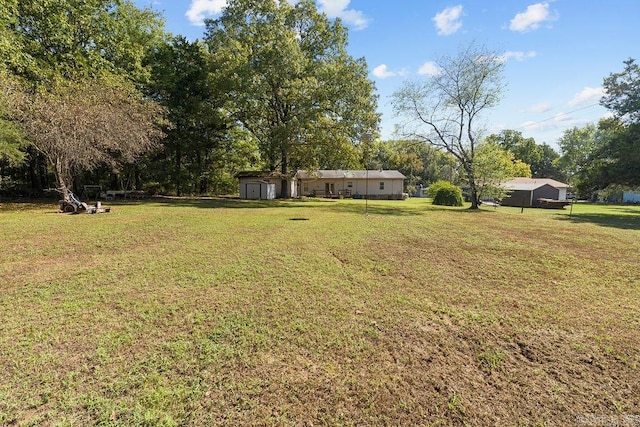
[532,185,560,205]
[501,190,533,207]
[623,191,640,203]
[238,177,296,198]
[502,185,563,207]
[300,178,404,197]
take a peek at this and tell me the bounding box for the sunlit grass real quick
[1,198,639,425]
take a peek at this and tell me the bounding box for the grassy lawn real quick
[1,197,638,426]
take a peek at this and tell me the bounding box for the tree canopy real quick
[205,0,379,196]
[0,0,167,199]
[486,130,562,180]
[601,58,640,124]
[4,0,165,85]
[559,58,640,196]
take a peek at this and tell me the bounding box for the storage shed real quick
[500,178,570,207]
[236,171,297,198]
[240,181,276,200]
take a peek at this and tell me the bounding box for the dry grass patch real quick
[0,198,638,425]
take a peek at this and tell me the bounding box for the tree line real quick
[0,1,637,203]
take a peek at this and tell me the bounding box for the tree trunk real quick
[54,158,70,201]
[175,144,182,197]
[469,184,480,209]
[280,151,289,198]
[134,163,141,190]
[464,164,480,209]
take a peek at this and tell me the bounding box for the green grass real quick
[1,197,639,425]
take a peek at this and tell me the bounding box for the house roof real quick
[296,170,406,180]
[501,178,570,191]
[235,171,291,179]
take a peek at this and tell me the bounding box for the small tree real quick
[13,77,164,200]
[474,142,530,202]
[392,43,506,209]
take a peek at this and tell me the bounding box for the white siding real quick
[623,191,640,203]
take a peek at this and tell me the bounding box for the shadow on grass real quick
[114,196,428,216]
[109,196,310,210]
[556,212,640,230]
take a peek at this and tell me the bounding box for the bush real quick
[427,180,463,206]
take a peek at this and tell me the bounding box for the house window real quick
[347,182,353,188]
[379,182,385,190]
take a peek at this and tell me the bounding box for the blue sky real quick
[134,0,640,149]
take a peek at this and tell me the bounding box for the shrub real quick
[427,180,463,206]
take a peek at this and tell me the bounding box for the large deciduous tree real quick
[594,58,640,190]
[392,43,505,209]
[205,0,379,197]
[474,141,530,202]
[147,37,238,196]
[601,58,640,124]
[5,0,165,85]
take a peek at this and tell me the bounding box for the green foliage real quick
[557,124,602,187]
[474,142,529,201]
[205,0,379,194]
[146,37,240,196]
[0,73,26,167]
[485,130,562,179]
[0,119,25,165]
[601,58,640,124]
[427,180,463,206]
[13,76,164,199]
[368,140,458,192]
[4,0,165,85]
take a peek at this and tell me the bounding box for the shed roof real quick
[501,178,569,191]
[235,171,292,179]
[296,170,406,180]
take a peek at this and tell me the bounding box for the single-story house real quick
[296,170,406,199]
[500,178,570,207]
[236,171,297,199]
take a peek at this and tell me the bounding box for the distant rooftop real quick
[296,170,406,180]
[502,178,569,190]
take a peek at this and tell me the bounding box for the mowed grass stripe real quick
[0,198,638,425]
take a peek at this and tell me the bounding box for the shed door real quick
[246,183,261,199]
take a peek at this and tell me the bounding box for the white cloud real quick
[530,102,552,113]
[521,112,576,132]
[373,64,394,79]
[372,64,407,79]
[318,0,370,30]
[433,5,463,36]
[499,50,537,63]
[568,87,605,107]
[418,61,442,76]
[186,0,227,26]
[186,0,370,29]
[509,2,555,33]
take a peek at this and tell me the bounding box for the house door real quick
[325,183,334,195]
